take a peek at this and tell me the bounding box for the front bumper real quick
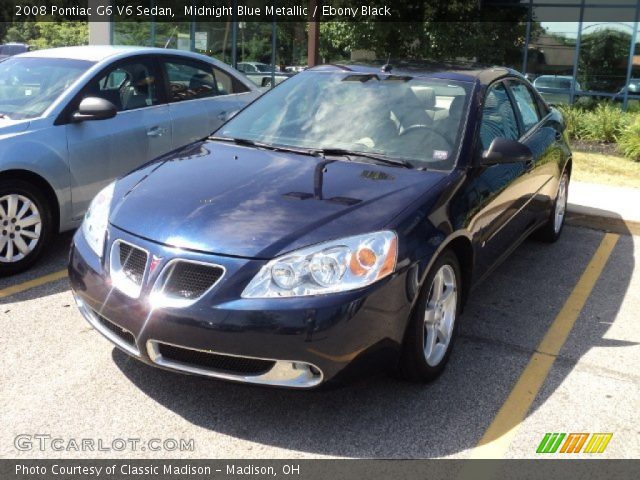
[68,227,413,388]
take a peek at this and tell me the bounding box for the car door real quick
[506,79,563,224]
[65,56,172,218]
[468,81,533,275]
[160,56,252,150]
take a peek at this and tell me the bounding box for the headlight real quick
[82,182,115,258]
[242,231,398,298]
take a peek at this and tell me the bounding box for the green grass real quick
[573,151,640,189]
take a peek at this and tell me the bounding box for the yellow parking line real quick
[469,232,619,459]
[0,269,68,300]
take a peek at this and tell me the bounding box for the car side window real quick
[479,83,519,151]
[86,59,159,112]
[163,59,218,102]
[507,80,541,132]
[213,66,249,95]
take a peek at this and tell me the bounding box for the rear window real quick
[535,77,571,89]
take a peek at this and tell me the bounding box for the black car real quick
[69,64,571,388]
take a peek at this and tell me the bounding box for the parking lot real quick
[1,225,638,459]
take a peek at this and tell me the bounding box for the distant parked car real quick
[613,78,640,101]
[0,45,259,274]
[236,62,272,74]
[236,61,292,87]
[0,43,30,60]
[533,75,581,105]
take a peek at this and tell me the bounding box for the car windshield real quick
[0,57,93,120]
[218,71,471,170]
[535,77,571,89]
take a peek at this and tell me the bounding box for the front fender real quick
[0,121,72,231]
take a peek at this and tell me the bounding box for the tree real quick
[2,20,87,49]
[318,0,539,67]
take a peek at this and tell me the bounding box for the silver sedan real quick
[0,46,259,274]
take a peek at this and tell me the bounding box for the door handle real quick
[147,126,166,137]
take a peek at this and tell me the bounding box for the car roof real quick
[19,45,147,61]
[17,45,212,63]
[536,75,573,79]
[308,62,521,85]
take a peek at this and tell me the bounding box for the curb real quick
[566,208,640,236]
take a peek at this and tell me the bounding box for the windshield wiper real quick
[209,136,319,157]
[314,148,414,169]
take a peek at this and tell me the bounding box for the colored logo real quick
[536,433,612,454]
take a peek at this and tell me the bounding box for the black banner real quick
[1,0,639,23]
[2,459,640,480]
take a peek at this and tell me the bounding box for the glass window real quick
[113,22,153,47]
[528,14,580,105]
[194,18,234,64]
[237,22,274,87]
[479,83,519,151]
[213,67,248,95]
[577,17,636,94]
[0,57,92,120]
[219,71,472,170]
[507,80,541,131]
[163,60,217,102]
[86,59,159,112]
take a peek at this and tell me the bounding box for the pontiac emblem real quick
[149,255,163,275]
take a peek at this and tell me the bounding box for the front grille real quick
[156,343,275,376]
[118,243,148,286]
[94,312,136,347]
[162,261,224,300]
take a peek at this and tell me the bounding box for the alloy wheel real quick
[0,194,42,263]
[423,264,457,367]
[554,174,569,234]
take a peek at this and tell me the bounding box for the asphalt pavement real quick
[0,225,638,459]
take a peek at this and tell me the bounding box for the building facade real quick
[92,0,640,109]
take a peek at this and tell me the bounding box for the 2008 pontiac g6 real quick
[69,64,571,388]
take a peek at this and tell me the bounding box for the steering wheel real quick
[170,83,187,93]
[399,125,453,151]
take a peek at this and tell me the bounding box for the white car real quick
[0,45,259,274]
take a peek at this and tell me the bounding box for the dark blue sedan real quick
[68,64,571,388]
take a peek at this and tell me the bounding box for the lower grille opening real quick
[94,312,136,347]
[156,343,275,376]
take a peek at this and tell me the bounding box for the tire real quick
[535,171,569,243]
[397,249,462,382]
[0,180,54,276]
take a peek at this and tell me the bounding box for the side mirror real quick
[481,137,533,165]
[72,97,117,122]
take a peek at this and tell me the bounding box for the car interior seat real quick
[391,86,433,135]
[121,67,154,110]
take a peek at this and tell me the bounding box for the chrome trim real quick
[146,340,323,389]
[149,258,226,309]
[73,293,140,357]
[109,239,150,299]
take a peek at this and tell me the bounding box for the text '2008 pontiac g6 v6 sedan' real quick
[69,64,571,388]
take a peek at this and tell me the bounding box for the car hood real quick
[110,141,446,259]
